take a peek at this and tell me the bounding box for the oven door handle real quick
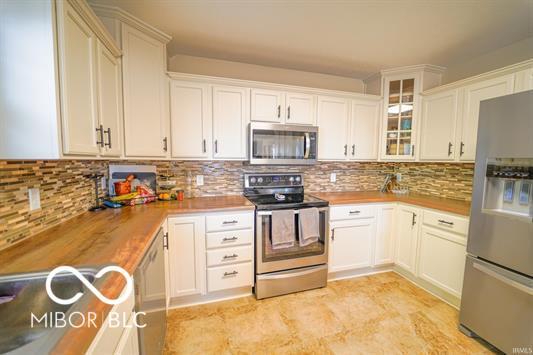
[303,132,310,159]
[257,207,328,216]
[258,265,328,280]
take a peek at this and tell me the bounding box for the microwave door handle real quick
[304,132,310,159]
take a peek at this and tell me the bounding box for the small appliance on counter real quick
[107,165,157,207]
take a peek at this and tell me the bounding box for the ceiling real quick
[92,0,532,79]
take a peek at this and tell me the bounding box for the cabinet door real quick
[170,81,211,159]
[419,89,459,161]
[57,1,99,155]
[167,216,206,298]
[459,75,514,161]
[285,92,315,125]
[96,41,122,157]
[374,205,396,266]
[212,85,249,159]
[350,100,380,160]
[395,205,420,274]
[329,218,374,273]
[122,23,168,157]
[250,89,284,123]
[113,313,140,355]
[418,226,466,297]
[317,96,350,160]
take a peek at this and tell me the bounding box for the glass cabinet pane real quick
[384,77,415,157]
[389,80,401,104]
[402,79,414,103]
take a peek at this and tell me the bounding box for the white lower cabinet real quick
[418,226,467,298]
[329,218,375,272]
[167,215,206,298]
[374,204,396,266]
[395,205,421,274]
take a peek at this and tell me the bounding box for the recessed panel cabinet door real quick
[374,205,396,266]
[317,96,350,160]
[419,89,458,161]
[459,75,514,161]
[395,205,420,274]
[96,42,122,157]
[167,216,206,298]
[122,23,168,157]
[57,1,99,155]
[285,92,315,125]
[350,100,380,160]
[329,218,374,273]
[170,81,211,159]
[213,86,249,159]
[250,89,284,123]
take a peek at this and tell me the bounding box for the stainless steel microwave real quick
[249,122,318,165]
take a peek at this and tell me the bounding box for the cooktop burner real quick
[243,173,328,210]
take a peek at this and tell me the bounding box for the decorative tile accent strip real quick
[0,160,474,250]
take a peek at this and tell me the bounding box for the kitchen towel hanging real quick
[271,209,295,249]
[299,207,319,246]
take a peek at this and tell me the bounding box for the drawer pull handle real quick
[223,254,238,259]
[224,271,238,277]
[222,236,238,241]
[222,220,238,225]
[438,219,454,226]
[349,211,360,214]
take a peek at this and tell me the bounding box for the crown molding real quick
[380,64,447,76]
[89,3,172,44]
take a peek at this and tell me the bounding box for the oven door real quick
[249,122,318,165]
[256,207,329,274]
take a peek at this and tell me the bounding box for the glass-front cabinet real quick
[382,75,419,159]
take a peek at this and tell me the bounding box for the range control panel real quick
[244,173,303,188]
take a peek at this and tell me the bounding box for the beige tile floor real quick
[163,272,494,354]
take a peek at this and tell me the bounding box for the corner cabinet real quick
[380,75,419,160]
[395,205,421,274]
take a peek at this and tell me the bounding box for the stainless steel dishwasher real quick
[134,228,167,355]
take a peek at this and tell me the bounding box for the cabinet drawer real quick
[206,229,253,249]
[422,210,469,235]
[207,262,253,292]
[206,246,253,267]
[206,212,254,232]
[330,204,375,221]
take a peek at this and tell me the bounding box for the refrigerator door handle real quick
[473,261,533,296]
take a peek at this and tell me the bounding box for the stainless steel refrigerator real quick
[459,90,533,353]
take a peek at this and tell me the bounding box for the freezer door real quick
[468,91,533,276]
[460,256,533,354]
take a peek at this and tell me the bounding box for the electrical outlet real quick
[101,176,106,190]
[196,175,204,186]
[330,173,336,183]
[28,188,41,211]
[396,173,402,182]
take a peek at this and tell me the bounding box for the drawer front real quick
[423,210,469,235]
[330,204,375,221]
[206,229,253,249]
[206,246,253,267]
[207,262,253,292]
[206,212,254,232]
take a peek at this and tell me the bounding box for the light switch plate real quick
[196,175,204,186]
[330,173,336,183]
[396,173,402,182]
[28,188,41,211]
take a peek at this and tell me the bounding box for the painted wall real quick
[168,54,365,93]
[442,37,533,84]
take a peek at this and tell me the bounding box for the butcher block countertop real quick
[310,191,471,216]
[0,195,253,355]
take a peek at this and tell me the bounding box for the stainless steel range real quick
[244,173,329,299]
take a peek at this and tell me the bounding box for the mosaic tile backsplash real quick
[0,160,474,250]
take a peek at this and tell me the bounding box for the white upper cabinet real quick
[169,81,211,159]
[419,89,459,161]
[121,23,169,157]
[350,99,381,160]
[95,41,122,157]
[57,1,100,156]
[212,85,250,160]
[395,205,420,274]
[317,96,350,160]
[285,92,316,125]
[381,75,419,160]
[458,74,514,161]
[250,89,285,123]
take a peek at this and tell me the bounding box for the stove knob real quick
[289,176,294,182]
[250,177,256,184]
[295,176,301,182]
[257,177,263,183]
